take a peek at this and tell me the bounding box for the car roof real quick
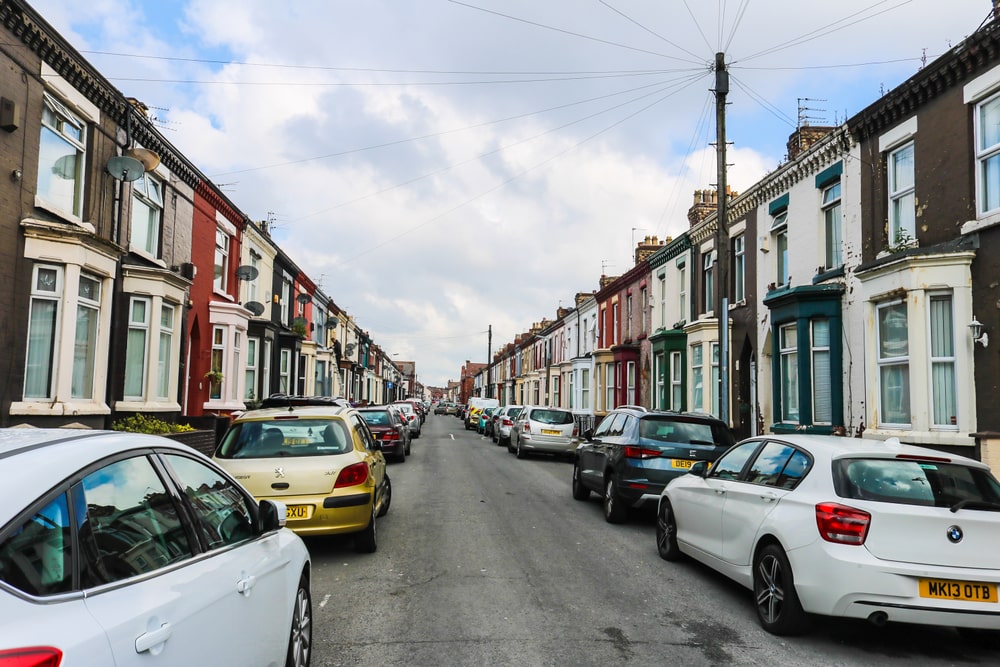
[0,428,200,526]
[742,433,989,469]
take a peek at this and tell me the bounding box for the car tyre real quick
[285,574,312,667]
[571,461,590,501]
[515,439,527,459]
[603,477,628,524]
[753,543,809,635]
[376,475,392,518]
[405,439,411,456]
[507,438,515,454]
[355,505,378,553]
[656,500,684,561]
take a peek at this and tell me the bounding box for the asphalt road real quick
[302,414,1000,666]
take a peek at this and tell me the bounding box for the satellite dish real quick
[244,301,265,316]
[106,155,144,182]
[125,147,161,172]
[325,316,338,327]
[345,343,356,356]
[296,293,312,304]
[235,265,259,281]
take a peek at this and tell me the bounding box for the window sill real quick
[863,428,972,449]
[203,399,246,412]
[33,196,96,233]
[961,211,1000,235]
[812,265,845,283]
[115,400,182,412]
[10,401,110,416]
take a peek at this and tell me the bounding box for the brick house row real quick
[0,0,406,431]
[475,11,1000,468]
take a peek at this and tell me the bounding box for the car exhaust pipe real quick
[867,611,888,627]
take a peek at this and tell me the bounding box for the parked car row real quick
[466,404,1000,640]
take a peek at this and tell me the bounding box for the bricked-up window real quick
[888,142,915,243]
[38,94,86,218]
[24,265,63,399]
[131,172,163,257]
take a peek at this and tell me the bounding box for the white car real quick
[656,434,1000,636]
[0,428,312,666]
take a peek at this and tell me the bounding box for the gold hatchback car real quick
[214,396,391,552]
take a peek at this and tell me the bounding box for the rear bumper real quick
[788,540,1000,629]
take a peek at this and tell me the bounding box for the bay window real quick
[929,294,957,429]
[779,324,799,422]
[25,265,62,399]
[877,301,910,426]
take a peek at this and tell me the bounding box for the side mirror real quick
[688,461,709,476]
[259,499,287,532]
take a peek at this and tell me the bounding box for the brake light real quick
[0,648,63,667]
[896,453,951,463]
[383,430,399,441]
[523,423,531,433]
[335,462,369,488]
[502,418,513,426]
[623,446,661,459]
[572,425,578,437]
[815,502,870,545]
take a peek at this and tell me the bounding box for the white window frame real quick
[811,319,832,425]
[157,303,174,400]
[876,300,911,428]
[654,352,665,410]
[605,362,615,411]
[928,292,958,430]
[279,348,292,394]
[214,228,230,294]
[771,211,789,287]
[659,274,667,328]
[670,351,683,411]
[72,273,101,400]
[779,323,799,422]
[581,368,590,410]
[888,142,916,244]
[975,93,1000,216]
[210,326,226,401]
[678,263,687,324]
[38,93,86,219]
[691,344,703,411]
[131,172,163,258]
[24,265,63,400]
[822,181,843,269]
[733,235,745,303]
[124,296,150,400]
[703,252,714,314]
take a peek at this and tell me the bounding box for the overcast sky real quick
[30,0,994,388]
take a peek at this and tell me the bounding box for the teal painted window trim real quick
[812,265,845,284]
[815,162,843,188]
[769,193,789,215]
[767,286,845,432]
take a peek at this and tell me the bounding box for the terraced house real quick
[0,0,401,429]
[480,11,1000,465]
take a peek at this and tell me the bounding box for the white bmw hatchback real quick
[0,428,312,667]
[656,434,1000,636]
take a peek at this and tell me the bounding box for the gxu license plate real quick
[919,578,997,603]
[285,505,313,520]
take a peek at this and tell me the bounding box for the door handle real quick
[237,573,256,596]
[759,493,779,502]
[135,622,172,653]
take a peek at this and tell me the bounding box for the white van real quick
[464,397,500,430]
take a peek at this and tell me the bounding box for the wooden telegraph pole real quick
[714,52,730,426]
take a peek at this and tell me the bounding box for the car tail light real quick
[502,418,513,427]
[815,502,870,545]
[0,648,63,667]
[623,446,661,459]
[335,462,370,488]
[572,425,578,437]
[383,429,400,441]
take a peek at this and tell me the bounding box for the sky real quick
[28,0,995,388]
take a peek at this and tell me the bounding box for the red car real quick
[359,406,411,463]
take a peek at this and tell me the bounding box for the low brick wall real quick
[163,430,217,456]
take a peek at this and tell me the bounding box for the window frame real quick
[888,142,916,244]
[822,181,843,269]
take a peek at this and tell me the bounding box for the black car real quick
[572,406,735,523]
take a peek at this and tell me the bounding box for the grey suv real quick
[572,406,735,523]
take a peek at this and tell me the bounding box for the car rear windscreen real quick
[217,419,352,458]
[833,458,1000,510]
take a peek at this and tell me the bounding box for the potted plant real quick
[205,369,224,386]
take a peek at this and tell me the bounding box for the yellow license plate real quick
[672,459,695,469]
[285,505,313,520]
[919,579,997,603]
[542,429,561,435]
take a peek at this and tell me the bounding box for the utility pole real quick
[714,52,730,427]
[487,324,492,398]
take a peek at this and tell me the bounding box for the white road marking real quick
[319,594,331,608]
[450,434,455,440]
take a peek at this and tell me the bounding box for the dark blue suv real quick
[572,406,735,523]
